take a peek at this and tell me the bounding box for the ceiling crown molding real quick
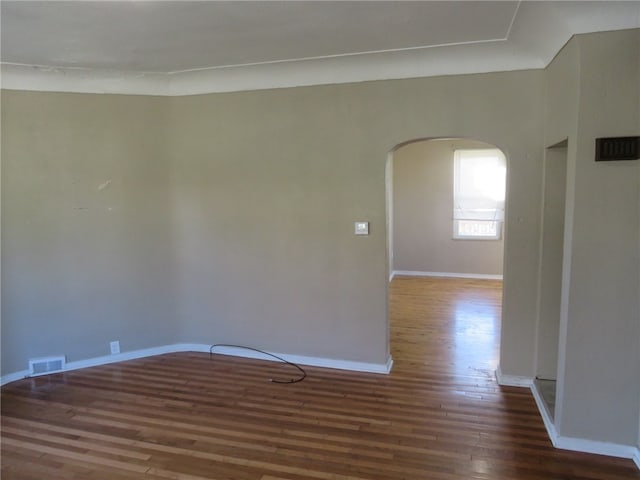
[1,64,170,96]
[1,2,639,96]
[1,39,544,97]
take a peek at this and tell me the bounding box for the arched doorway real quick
[386,137,508,377]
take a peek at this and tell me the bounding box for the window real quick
[453,149,506,239]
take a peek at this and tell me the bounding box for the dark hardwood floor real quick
[2,276,638,479]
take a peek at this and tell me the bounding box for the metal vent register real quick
[595,136,640,161]
[28,356,66,376]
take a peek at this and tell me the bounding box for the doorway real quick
[388,138,506,279]
[534,139,568,419]
[386,137,508,374]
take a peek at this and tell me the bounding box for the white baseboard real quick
[1,343,393,386]
[392,270,503,280]
[1,345,183,386]
[0,370,30,386]
[531,380,559,446]
[207,344,393,374]
[554,436,639,460]
[63,344,187,374]
[494,365,533,387]
[529,376,639,465]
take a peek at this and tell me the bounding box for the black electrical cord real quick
[209,344,307,384]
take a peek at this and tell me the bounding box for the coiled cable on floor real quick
[209,344,307,384]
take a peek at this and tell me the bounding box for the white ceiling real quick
[2,1,522,73]
[1,1,639,96]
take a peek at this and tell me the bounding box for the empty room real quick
[1,2,639,479]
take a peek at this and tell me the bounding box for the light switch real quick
[355,221,369,235]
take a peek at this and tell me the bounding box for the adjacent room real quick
[390,138,506,280]
[1,2,639,479]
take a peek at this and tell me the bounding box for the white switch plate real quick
[355,222,369,235]
[110,341,120,355]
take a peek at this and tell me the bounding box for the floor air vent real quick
[28,356,66,376]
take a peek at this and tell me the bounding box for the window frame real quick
[452,148,506,241]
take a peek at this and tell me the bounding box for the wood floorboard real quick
[2,276,639,479]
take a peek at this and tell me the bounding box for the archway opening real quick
[386,137,508,379]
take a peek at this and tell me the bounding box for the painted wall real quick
[540,27,581,434]
[1,92,179,374]
[392,139,504,276]
[166,72,544,369]
[546,29,640,448]
[0,67,547,375]
[559,29,640,448]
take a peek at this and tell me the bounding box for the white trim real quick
[530,379,639,464]
[2,3,639,97]
[494,365,533,387]
[554,436,639,460]
[531,380,559,446]
[62,344,187,373]
[1,370,30,386]
[1,343,393,386]
[207,345,393,375]
[1,64,170,96]
[393,270,503,281]
[0,39,540,96]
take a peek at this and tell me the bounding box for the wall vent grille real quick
[595,136,640,161]
[28,356,66,376]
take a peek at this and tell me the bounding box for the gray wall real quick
[2,68,545,373]
[1,93,179,374]
[392,139,504,276]
[545,29,640,447]
[558,29,640,447]
[165,73,543,366]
